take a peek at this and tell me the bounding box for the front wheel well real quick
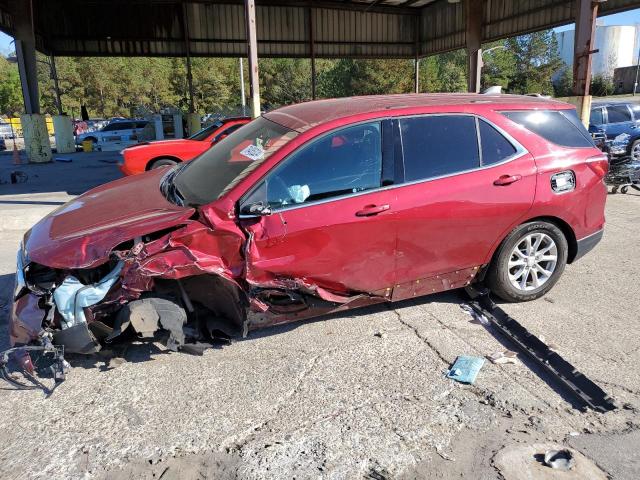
[146,156,181,170]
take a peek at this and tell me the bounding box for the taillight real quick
[586,154,609,178]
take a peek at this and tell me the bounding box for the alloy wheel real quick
[507,232,558,291]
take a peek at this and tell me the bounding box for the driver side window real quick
[255,122,382,210]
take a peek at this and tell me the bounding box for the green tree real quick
[590,74,615,97]
[506,30,563,95]
[318,58,414,98]
[259,58,312,107]
[553,65,573,97]
[419,50,467,93]
[0,56,22,116]
[480,41,516,91]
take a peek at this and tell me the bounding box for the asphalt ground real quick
[0,150,638,479]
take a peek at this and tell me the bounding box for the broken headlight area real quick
[9,248,245,387]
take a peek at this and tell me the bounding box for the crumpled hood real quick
[24,168,196,269]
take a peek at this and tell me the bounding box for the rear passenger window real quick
[607,105,632,123]
[478,120,517,165]
[501,110,594,148]
[399,116,479,181]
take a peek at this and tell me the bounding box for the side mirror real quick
[242,202,272,216]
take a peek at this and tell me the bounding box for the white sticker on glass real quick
[239,144,265,161]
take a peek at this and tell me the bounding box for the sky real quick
[1,8,640,56]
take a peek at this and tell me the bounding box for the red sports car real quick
[119,117,250,175]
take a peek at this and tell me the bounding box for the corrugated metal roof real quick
[1,0,640,59]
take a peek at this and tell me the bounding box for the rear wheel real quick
[149,158,178,170]
[486,221,568,302]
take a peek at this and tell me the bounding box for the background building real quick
[556,22,640,78]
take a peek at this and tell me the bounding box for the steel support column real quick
[309,7,316,100]
[244,0,261,118]
[50,55,63,115]
[465,0,483,93]
[182,3,195,113]
[573,0,600,96]
[414,16,420,94]
[13,0,39,114]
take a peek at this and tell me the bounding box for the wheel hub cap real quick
[507,232,558,292]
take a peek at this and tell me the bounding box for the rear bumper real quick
[574,228,603,262]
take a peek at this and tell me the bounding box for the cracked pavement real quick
[0,153,639,479]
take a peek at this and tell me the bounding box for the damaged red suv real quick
[12,94,607,356]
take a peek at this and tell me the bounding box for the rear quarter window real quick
[501,110,594,148]
[478,119,517,166]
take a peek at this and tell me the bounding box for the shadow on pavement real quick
[0,151,123,197]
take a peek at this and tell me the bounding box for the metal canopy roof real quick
[1,0,640,59]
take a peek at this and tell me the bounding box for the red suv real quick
[12,94,607,355]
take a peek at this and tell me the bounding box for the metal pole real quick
[465,0,483,93]
[239,58,247,116]
[633,46,640,96]
[572,0,599,97]
[414,15,420,94]
[50,55,63,115]
[309,7,316,100]
[244,0,261,118]
[182,3,195,113]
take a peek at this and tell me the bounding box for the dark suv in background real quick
[590,102,640,159]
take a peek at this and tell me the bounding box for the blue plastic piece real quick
[53,261,123,328]
[446,356,485,384]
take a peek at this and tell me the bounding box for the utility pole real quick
[240,58,246,116]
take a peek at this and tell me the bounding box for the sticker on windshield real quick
[239,144,265,161]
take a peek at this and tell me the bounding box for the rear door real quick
[603,104,635,139]
[241,120,397,294]
[390,114,536,300]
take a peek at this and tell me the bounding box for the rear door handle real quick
[494,174,522,186]
[355,204,390,216]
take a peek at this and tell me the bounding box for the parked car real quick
[0,121,15,140]
[119,117,251,175]
[75,119,149,147]
[589,102,640,159]
[11,94,607,357]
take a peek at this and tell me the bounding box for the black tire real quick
[621,186,629,194]
[149,158,178,170]
[486,221,568,302]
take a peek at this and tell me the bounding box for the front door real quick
[241,121,397,295]
[390,114,537,299]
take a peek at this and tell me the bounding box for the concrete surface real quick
[0,154,638,479]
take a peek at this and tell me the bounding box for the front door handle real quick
[494,174,522,186]
[355,204,390,216]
